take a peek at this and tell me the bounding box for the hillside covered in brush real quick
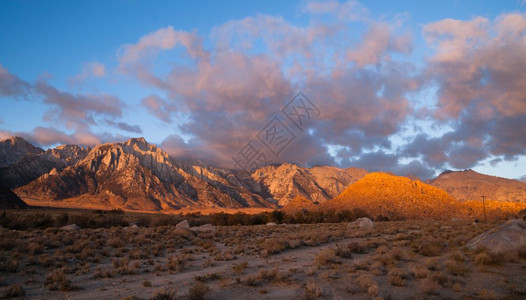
[326,172,461,219]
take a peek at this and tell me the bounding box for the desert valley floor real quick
[1,213,525,299]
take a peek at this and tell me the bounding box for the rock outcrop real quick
[0,137,90,188]
[251,163,367,206]
[0,137,43,168]
[466,219,526,255]
[352,217,375,229]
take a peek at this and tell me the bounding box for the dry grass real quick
[0,284,26,298]
[315,248,337,266]
[150,287,177,300]
[186,281,210,300]
[0,213,523,299]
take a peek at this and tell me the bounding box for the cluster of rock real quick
[175,220,216,233]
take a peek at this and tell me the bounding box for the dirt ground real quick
[1,220,525,299]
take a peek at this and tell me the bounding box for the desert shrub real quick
[375,245,389,255]
[186,282,210,300]
[388,267,407,286]
[315,248,337,266]
[38,254,55,267]
[376,254,396,266]
[356,275,379,297]
[408,263,429,278]
[479,288,498,299]
[214,250,234,261]
[347,241,366,254]
[449,251,465,262]
[261,238,288,257]
[0,258,19,273]
[417,239,443,257]
[474,250,503,266]
[167,254,190,271]
[334,244,353,258]
[303,280,322,299]
[0,284,26,298]
[45,267,78,291]
[150,287,177,300]
[92,267,114,279]
[444,259,469,276]
[421,278,441,295]
[425,258,440,271]
[245,267,284,286]
[194,272,222,282]
[232,261,248,274]
[143,280,152,287]
[428,271,450,287]
[389,247,409,261]
[115,258,139,275]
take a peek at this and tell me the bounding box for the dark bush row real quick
[0,208,372,230]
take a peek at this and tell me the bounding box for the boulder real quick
[175,220,190,229]
[190,223,216,233]
[466,219,526,255]
[61,224,79,231]
[353,217,374,230]
[125,224,139,229]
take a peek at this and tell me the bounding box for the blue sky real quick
[1,0,525,180]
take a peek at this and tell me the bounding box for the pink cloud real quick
[0,63,31,98]
[35,80,124,130]
[345,22,412,67]
[118,26,207,66]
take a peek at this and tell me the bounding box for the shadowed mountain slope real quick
[429,169,526,203]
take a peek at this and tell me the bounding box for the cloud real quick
[104,119,143,134]
[68,62,106,85]
[4,3,525,181]
[0,63,31,98]
[345,22,412,67]
[403,12,526,172]
[118,26,207,66]
[303,0,369,21]
[141,94,178,123]
[0,127,101,147]
[34,80,124,130]
[124,7,417,172]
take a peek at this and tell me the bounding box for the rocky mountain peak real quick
[429,169,526,202]
[45,144,90,166]
[0,136,44,168]
[78,138,181,183]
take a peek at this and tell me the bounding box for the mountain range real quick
[1,136,526,213]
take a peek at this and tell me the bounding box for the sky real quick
[1,0,525,180]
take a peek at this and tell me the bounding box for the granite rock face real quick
[251,163,368,206]
[15,138,274,211]
[0,137,43,168]
[0,137,90,188]
[467,219,526,255]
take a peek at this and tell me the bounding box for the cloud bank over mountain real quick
[0,1,525,180]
